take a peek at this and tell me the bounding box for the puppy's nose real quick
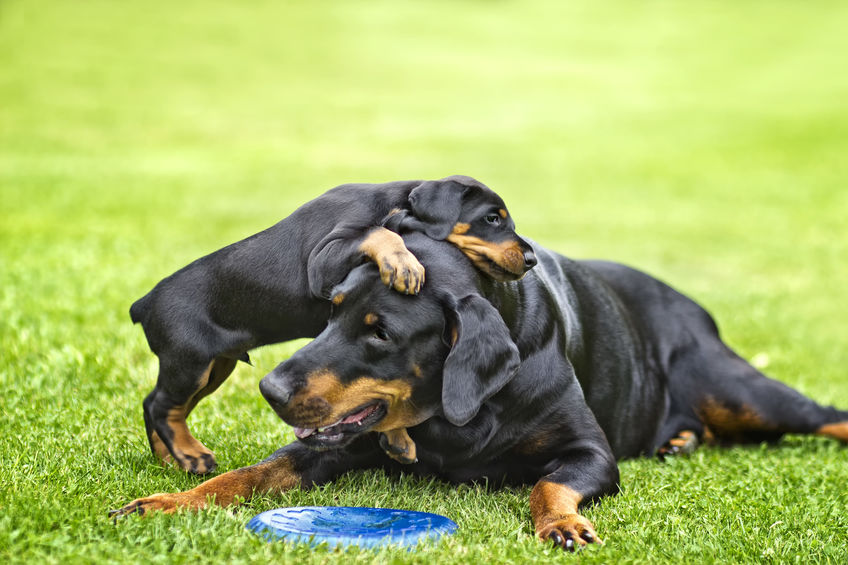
[523,249,538,269]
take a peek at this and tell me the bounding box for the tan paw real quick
[537,514,601,552]
[657,429,699,459]
[379,428,418,464]
[376,251,425,294]
[109,492,205,518]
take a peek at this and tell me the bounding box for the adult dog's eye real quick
[484,214,501,226]
[374,328,390,341]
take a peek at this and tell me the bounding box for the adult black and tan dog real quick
[116,232,848,551]
[129,177,536,474]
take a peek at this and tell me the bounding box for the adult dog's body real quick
[117,233,848,550]
[130,177,535,474]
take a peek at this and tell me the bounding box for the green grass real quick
[2,0,848,562]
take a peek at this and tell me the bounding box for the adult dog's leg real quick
[111,439,380,516]
[669,343,848,445]
[530,446,619,551]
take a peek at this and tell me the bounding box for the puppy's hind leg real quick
[144,356,238,474]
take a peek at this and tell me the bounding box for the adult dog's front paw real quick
[379,428,418,464]
[109,492,205,518]
[537,514,601,552]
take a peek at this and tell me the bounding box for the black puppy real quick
[130,177,536,474]
[116,233,848,551]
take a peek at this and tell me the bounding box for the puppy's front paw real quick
[360,227,426,294]
[377,251,425,295]
[537,514,601,552]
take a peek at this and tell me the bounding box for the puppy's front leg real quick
[358,227,425,294]
[111,440,378,517]
[307,226,425,298]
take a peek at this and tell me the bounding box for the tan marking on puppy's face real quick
[332,293,346,306]
[446,232,527,280]
[498,208,508,219]
[452,222,471,235]
[364,312,379,326]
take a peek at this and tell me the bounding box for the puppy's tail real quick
[129,293,153,325]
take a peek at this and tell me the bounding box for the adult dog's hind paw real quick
[657,430,699,460]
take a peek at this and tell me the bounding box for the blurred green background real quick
[2,1,847,563]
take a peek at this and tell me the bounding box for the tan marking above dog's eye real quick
[498,208,508,219]
[332,293,345,306]
[452,222,471,235]
[364,313,379,325]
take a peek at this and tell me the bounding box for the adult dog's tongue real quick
[293,427,316,439]
[341,404,378,424]
[292,404,379,440]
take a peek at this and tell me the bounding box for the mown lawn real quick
[2,1,847,563]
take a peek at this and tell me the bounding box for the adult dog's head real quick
[388,175,537,282]
[259,236,521,450]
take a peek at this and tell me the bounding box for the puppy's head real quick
[391,175,537,281]
[259,255,520,450]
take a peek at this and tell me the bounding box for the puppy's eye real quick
[373,328,390,341]
[484,214,501,226]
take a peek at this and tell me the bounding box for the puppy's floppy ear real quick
[407,179,466,240]
[441,294,520,426]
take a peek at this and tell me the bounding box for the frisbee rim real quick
[246,505,458,549]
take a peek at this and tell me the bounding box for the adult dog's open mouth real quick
[293,402,387,449]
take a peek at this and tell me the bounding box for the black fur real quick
[257,232,848,534]
[131,176,535,473]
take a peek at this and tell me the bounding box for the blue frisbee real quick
[246,506,457,549]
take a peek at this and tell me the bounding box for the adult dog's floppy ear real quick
[407,179,466,240]
[307,225,368,298]
[441,294,520,426]
[324,261,377,305]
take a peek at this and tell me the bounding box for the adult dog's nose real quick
[259,374,293,411]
